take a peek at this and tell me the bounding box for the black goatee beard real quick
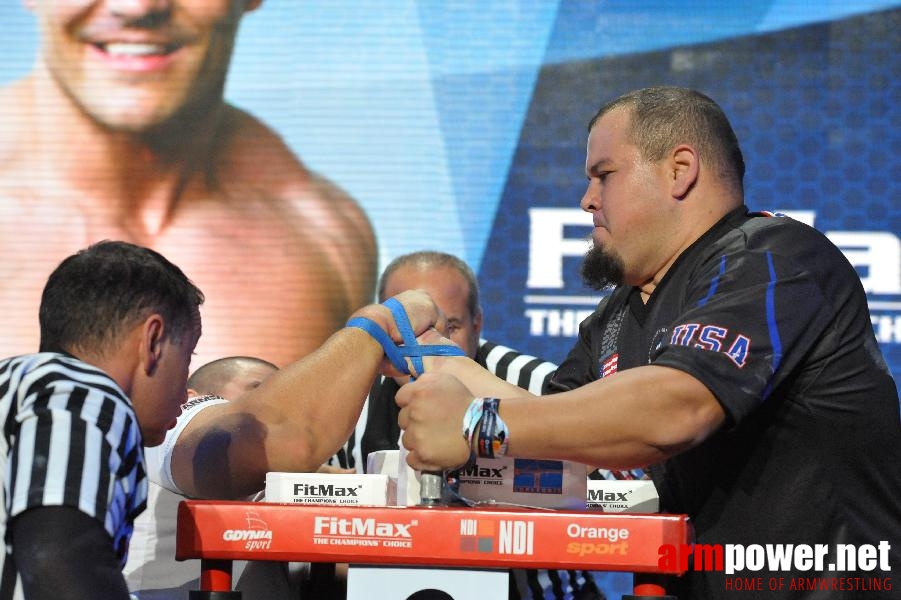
[580,243,625,291]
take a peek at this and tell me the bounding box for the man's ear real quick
[671,145,699,200]
[141,315,165,376]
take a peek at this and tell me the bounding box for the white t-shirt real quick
[123,395,300,600]
[123,395,228,598]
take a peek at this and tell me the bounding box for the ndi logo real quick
[458,518,534,555]
[498,520,534,556]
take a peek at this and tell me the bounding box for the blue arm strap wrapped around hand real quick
[346,297,466,378]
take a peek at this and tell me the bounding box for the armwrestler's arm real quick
[11,507,130,600]
[500,366,725,468]
[398,365,725,472]
[418,329,541,399]
[170,291,440,499]
[428,355,540,398]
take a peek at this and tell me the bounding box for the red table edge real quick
[176,499,693,596]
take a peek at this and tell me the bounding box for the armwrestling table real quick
[176,500,692,598]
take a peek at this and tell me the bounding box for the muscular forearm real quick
[427,353,539,399]
[254,327,384,472]
[502,365,725,468]
[173,327,384,498]
[398,365,725,473]
[173,291,440,499]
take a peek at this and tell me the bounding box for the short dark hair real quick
[187,355,278,396]
[377,250,481,319]
[39,240,204,355]
[589,86,745,191]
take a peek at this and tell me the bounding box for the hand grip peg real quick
[419,470,444,506]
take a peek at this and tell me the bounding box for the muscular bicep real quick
[169,393,328,499]
[169,401,273,499]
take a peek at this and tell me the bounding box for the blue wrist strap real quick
[346,316,410,373]
[347,297,466,378]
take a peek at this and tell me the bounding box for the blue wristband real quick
[475,398,508,458]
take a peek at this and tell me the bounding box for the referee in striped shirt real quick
[1,240,460,600]
[1,244,460,600]
[0,241,204,600]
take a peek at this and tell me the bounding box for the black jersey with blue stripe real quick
[549,206,901,598]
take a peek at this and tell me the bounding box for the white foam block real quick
[265,472,389,506]
[366,450,400,505]
[585,479,659,513]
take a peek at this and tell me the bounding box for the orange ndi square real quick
[477,520,495,536]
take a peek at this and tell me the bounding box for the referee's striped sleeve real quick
[478,340,557,394]
[2,354,146,566]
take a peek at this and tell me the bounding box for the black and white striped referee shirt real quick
[0,353,147,600]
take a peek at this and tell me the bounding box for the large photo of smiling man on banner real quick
[0,2,898,386]
[0,1,377,370]
[0,3,898,598]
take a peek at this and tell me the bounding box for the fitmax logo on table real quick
[314,516,415,538]
[312,516,418,549]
